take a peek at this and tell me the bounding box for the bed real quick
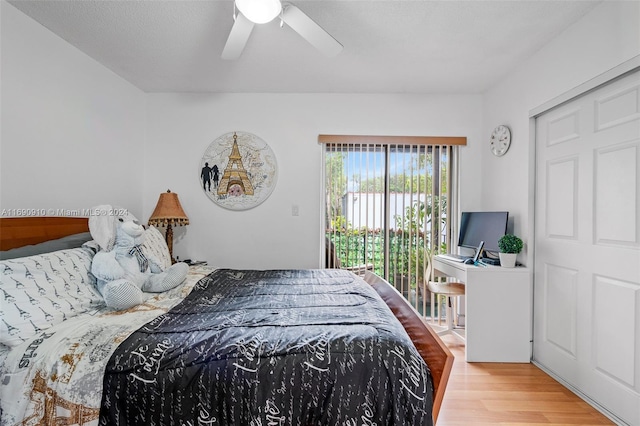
[0,217,452,425]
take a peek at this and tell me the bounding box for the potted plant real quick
[497,234,523,268]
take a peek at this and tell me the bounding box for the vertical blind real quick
[321,135,464,316]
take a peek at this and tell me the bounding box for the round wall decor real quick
[199,131,278,210]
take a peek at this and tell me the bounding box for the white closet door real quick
[534,70,640,425]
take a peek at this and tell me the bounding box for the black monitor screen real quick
[458,211,509,254]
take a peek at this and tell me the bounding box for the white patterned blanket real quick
[0,262,213,426]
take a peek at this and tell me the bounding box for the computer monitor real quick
[458,211,509,255]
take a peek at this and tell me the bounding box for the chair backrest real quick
[427,251,446,283]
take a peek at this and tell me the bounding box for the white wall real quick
[481,1,640,265]
[0,1,146,218]
[144,93,483,268]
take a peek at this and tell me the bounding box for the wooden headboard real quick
[0,217,89,251]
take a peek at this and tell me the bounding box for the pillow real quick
[0,232,93,260]
[0,247,104,347]
[141,226,172,271]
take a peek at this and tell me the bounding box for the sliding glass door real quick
[323,137,459,316]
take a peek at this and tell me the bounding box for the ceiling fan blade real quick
[221,12,255,60]
[281,3,343,57]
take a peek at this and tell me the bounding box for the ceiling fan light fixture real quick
[235,0,282,24]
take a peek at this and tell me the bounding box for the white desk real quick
[432,255,532,362]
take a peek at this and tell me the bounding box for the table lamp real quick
[148,189,189,263]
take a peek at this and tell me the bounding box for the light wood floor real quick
[435,333,615,426]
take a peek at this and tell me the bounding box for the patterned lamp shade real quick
[148,190,189,227]
[148,190,188,263]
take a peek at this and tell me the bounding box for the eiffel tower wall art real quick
[200,131,278,210]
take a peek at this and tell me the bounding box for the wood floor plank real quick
[542,412,615,425]
[482,400,602,413]
[443,390,573,402]
[435,334,615,425]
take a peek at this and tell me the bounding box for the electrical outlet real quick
[292,205,299,216]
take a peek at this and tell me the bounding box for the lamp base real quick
[164,224,175,264]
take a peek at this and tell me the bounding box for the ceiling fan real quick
[222,0,343,60]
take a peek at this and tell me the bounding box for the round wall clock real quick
[199,131,278,211]
[489,125,511,157]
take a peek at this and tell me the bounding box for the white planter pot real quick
[499,252,517,268]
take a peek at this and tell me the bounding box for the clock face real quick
[490,125,511,156]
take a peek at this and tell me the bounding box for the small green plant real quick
[498,234,523,254]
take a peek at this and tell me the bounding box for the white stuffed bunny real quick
[88,205,188,310]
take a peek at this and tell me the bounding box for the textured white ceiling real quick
[8,0,602,93]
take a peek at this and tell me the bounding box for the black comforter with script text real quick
[99,269,434,425]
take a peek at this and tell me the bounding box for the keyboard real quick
[438,253,471,263]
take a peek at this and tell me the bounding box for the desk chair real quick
[427,259,466,339]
